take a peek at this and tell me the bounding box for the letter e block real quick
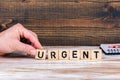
[70,50,80,60]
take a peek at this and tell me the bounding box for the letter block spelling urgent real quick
[35,49,102,60]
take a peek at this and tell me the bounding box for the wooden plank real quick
[21,19,120,28]
[6,19,119,46]
[0,2,103,19]
[0,1,120,19]
[0,1,120,46]
[1,0,120,2]
[0,46,120,80]
[23,19,120,46]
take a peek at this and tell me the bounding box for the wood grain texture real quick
[0,0,120,45]
[0,2,105,19]
[1,0,120,3]
[0,1,120,19]
[21,19,120,46]
[8,19,120,46]
[0,46,120,80]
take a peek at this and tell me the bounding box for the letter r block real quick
[48,50,59,60]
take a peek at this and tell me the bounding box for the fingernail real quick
[30,50,36,56]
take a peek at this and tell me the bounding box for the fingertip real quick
[34,41,43,49]
[13,23,24,29]
[40,45,44,49]
[36,45,43,50]
[38,43,43,49]
[17,23,22,26]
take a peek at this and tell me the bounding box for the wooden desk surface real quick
[0,46,120,80]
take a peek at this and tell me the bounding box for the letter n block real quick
[59,50,70,60]
[35,50,46,60]
[80,50,91,60]
[48,50,59,60]
[91,50,102,60]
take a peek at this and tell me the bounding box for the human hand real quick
[109,44,120,48]
[0,23,43,56]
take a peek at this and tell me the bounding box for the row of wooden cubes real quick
[35,49,102,60]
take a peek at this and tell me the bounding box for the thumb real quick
[16,41,36,56]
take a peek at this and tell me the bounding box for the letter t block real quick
[91,49,103,60]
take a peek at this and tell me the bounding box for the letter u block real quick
[35,50,46,60]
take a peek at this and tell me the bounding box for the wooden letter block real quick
[59,50,70,60]
[91,50,102,60]
[48,50,59,60]
[70,50,80,60]
[80,50,91,60]
[35,50,46,60]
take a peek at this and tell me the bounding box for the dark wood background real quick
[0,0,120,46]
